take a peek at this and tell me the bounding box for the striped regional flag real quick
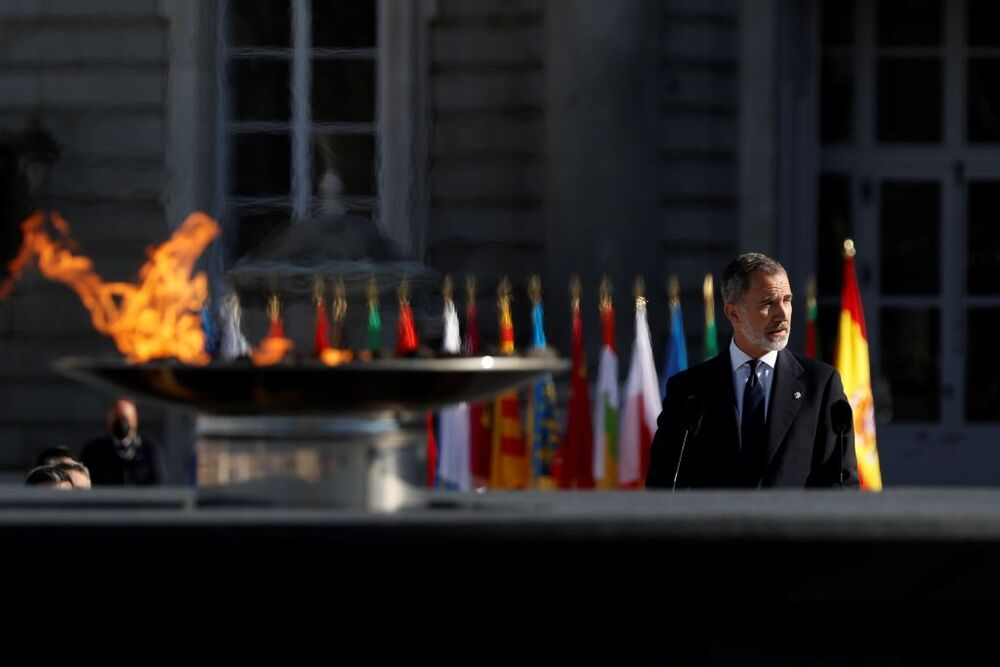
[592,282,620,489]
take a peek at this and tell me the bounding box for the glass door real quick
[810,0,1000,484]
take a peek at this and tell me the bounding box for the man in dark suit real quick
[647,253,858,489]
[81,398,166,486]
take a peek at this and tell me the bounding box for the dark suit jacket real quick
[80,435,166,486]
[646,349,859,489]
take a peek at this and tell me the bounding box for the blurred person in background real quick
[35,446,79,467]
[25,464,73,489]
[81,398,165,486]
[55,461,91,489]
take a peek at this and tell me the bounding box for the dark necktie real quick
[740,359,767,484]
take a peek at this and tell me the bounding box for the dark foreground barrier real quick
[2,487,995,660]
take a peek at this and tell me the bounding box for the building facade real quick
[0,0,993,485]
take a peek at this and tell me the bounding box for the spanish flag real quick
[834,240,883,490]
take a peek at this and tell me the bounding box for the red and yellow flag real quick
[490,390,527,489]
[489,277,527,488]
[834,240,883,490]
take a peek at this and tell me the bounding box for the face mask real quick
[111,417,131,441]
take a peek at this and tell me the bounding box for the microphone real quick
[831,399,853,488]
[672,396,704,491]
[683,395,704,436]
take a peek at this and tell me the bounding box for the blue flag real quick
[660,301,688,399]
[201,301,217,357]
[528,301,560,487]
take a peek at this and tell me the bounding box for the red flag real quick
[558,305,595,488]
[314,300,330,356]
[253,294,294,366]
[469,403,492,486]
[266,317,285,340]
[463,299,481,357]
[425,411,438,488]
[465,298,491,485]
[396,303,419,356]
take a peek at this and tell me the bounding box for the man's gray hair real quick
[721,253,786,304]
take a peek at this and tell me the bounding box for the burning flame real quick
[0,210,218,364]
[251,337,295,366]
[319,347,354,366]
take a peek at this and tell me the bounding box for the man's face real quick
[107,400,138,440]
[725,269,792,358]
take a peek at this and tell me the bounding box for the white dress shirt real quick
[729,338,778,426]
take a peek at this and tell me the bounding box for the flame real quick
[251,336,295,366]
[0,210,218,364]
[319,347,354,366]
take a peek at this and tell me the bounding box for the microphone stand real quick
[838,427,844,489]
[831,400,853,489]
[672,427,691,492]
[672,396,704,492]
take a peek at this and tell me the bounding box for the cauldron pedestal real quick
[195,414,426,511]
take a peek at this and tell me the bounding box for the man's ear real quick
[724,302,740,327]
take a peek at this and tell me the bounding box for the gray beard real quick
[740,320,789,353]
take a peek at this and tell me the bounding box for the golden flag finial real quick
[599,275,612,310]
[498,275,511,303]
[843,238,856,258]
[668,275,680,307]
[366,275,379,307]
[569,273,582,312]
[442,274,454,303]
[313,274,324,305]
[807,276,817,311]
[267,293,280,323]
[332,276,347,322]
[397,277,410,307]
[528,274,542,305]
[465,275,477,306]
[703,273,715,327]
[633,275,647,310]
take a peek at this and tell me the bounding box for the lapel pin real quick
[793,391,802,400]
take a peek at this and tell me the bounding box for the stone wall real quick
[0,0,170,480]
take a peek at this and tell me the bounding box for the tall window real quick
[219,0,378,258]
[811,0,1000,482]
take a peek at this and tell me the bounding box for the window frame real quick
[204,0,430,262]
